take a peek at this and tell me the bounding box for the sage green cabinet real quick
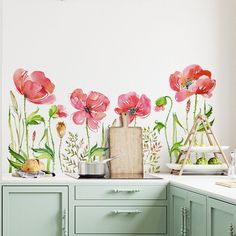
[170,186,207,236]
[188,191,207,236]
[73,182,168,235]
[207,198,236,236]
[2,186,68,236]
[170,186,187,236]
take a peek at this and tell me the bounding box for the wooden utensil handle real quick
[121,112,129,128]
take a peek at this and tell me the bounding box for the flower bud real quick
[56,122,66,138]
[32,130,36,142]
[186,99,191,113]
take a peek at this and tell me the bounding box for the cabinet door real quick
[170,186,188,236]
[188,191,207,236]
[207,198,236,236]
[3,186,68,236]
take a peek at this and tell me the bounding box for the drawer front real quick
[75,206,166,234]
[75,184,167,200]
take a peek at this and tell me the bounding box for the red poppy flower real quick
[70,88,110,132]
[114,92,151,123]
[13,68,55,104]
[169,64,214,102]
[195,77,216,98]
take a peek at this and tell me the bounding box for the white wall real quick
[1,0,236,174]
[0,0,2,179]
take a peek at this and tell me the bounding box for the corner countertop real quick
[1,173,236,204]
[155,173,236,205]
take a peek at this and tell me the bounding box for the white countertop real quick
[2,173,236,204]
[155,173,236,204]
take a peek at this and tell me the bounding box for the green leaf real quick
[197,119,215,132]
[173,113,186,132]
[153,121,166,134]
[8,147,26,163]
[39,128,49,145]
[205,105,213,118]
[20,150,28,160]
[26,108,45,125]
[27,114,45,125]
[49,105,58,118]
[27,107,39,119]
[10,90,18,114]
[170,138,184,155]
[90,143,98,154]
[32,147,53,160]
[8,159,22,169]
[155,96,167,106]
[90,147,109,158]
[45,144,55,158]
[101,124,105,147]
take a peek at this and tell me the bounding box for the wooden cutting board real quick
[216,180,236,188]
[109,112,143,175]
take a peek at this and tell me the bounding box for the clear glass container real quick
[228,150,236,179]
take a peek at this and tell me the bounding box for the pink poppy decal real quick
[56,105,68,118]
[115,92,151,123]
[13,68,55,104]
[70,88,110,132]
[169,64,215,102]
[155,105,165,112]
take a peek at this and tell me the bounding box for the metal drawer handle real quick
[62,209,68,236]
[112,210,142,214]
[229,223,234,236]
[113,189,140,193]
[181,207,187,236]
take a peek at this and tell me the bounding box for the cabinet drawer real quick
[75,184,167,200]
[75,206,166,234]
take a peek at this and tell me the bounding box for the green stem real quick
[134,117,137,127]
[18,112,22,153]
[48,118,55,152]
[58,137,63,172]
[46,158,51,172]
[48,118,55,171]
[24,96,29,159]
[193,94,199,147]
[193,94,198,122]
[8,107,14,173]
[13,115,20,151]
[172,114,178,162]
[19,120,24,152]
[172,114,175,147]
[186,111,189,132]
[85,121,91,161]
[164,96,173,162]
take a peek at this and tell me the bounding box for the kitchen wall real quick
[0,0,2,179]
[1,0,236,174]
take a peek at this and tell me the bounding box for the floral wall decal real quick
[70,88,110,162]
[114,91,151,125]
[143,126,162,173]
[7,64,219,175]
[155,64,216,163]
[13,69,56,160]
[8,68,67,174]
